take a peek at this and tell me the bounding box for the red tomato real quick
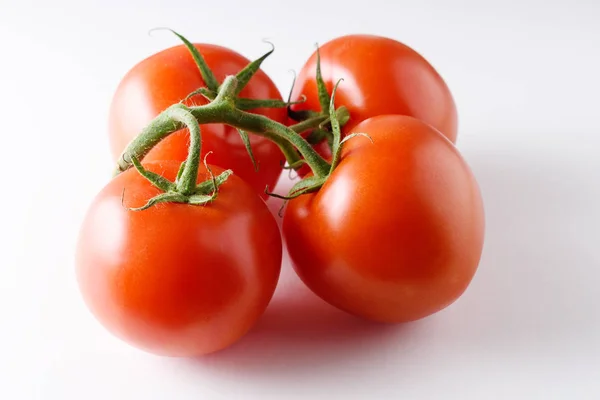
[108,44,287,199]
[76,161,282,356]
[289,34,458,176]
[283,115,484,323]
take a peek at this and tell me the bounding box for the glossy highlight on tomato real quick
[283,115,484,323]
[108,44,287,199]
[76,161,282,356]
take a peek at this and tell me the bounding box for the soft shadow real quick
[182,260,422,376]
[436,144,599,350]
[172,143,597,377]
[166,169,424,376]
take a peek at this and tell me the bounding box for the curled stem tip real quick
[341,132,373,145]
[157,28,220,92]
[202,151,218,195]
[147,26,172,37]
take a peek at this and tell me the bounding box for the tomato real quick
[108,44,287,199]
[282,115,484,323]
[289,34,458,176]
[75,161,282,356]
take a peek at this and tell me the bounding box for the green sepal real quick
[235,42,274,95]
[194,169,233,194]
[128,192,188,212]
[327,132,373,172]
[315,45,331,114]
[236,129,259,172]
[165,29,220,92]
[328,79,344,172]
[188,193,216,205]
[266,175,326,201]
[175,161,186,184]
[131,156,175,192]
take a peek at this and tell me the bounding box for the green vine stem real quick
[216,107,331,177]
[288,106,349,135]
[126,104,233,211]
[116,76,333,179]
[115,101,224,174]
[169,106,202,194]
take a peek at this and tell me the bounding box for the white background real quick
[1,0,599,398]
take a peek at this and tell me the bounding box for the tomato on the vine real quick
[108,44,287,199]
[289,34,458,175]
[76,160,282,356]
[283,115,484,323]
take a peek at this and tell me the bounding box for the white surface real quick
[1,0,599,399]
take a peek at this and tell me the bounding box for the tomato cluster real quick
[75,32,485,357]
[108,43,287,199]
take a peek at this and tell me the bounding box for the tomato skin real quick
[75,161,282,356]
[289,34,458,175]
[282,115,484,323]
[108,44,287,199]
